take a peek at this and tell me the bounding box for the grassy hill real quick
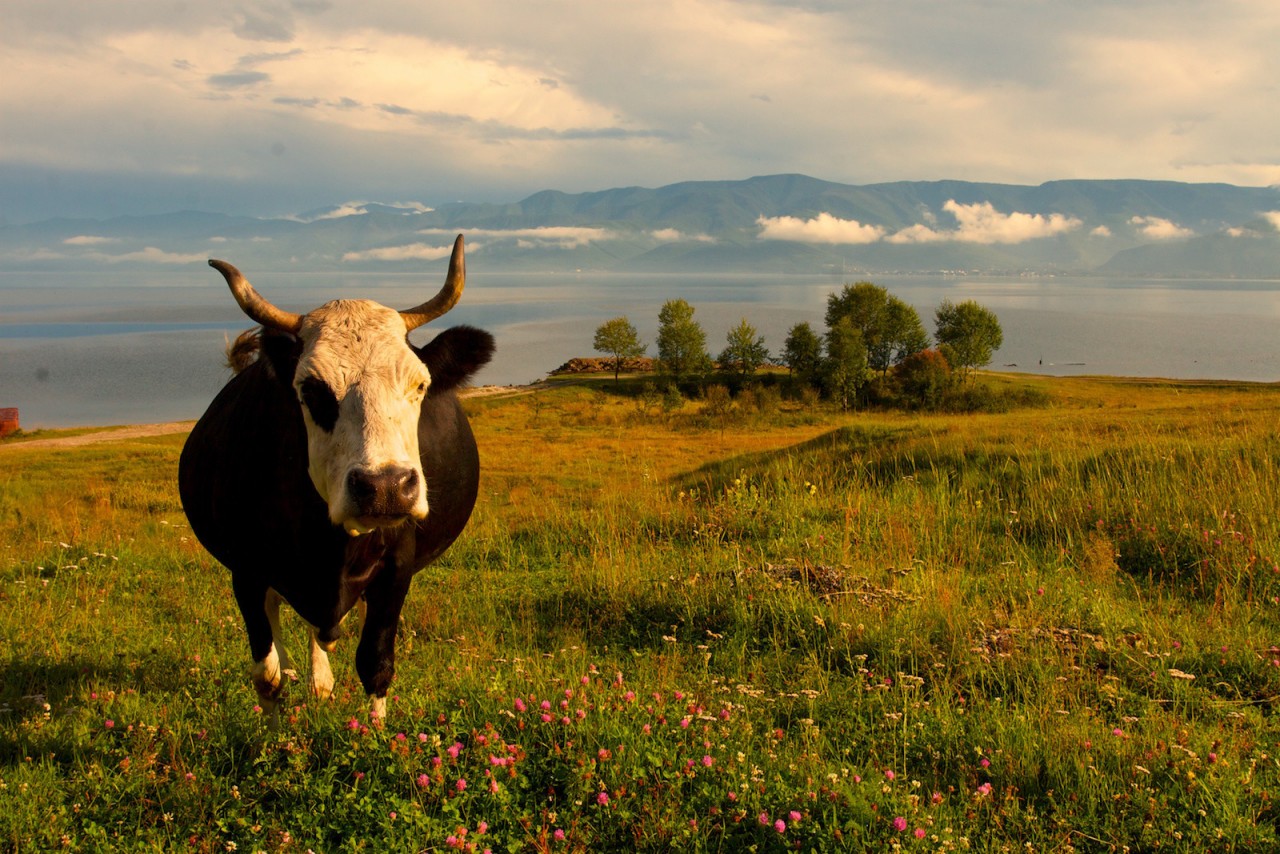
[1,374,1278,850]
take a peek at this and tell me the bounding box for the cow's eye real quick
[299,376,339,432]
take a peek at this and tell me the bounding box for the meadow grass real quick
[0,375,1277,852]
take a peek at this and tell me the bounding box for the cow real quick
[178,235,493,721]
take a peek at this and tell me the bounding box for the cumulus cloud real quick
[1090,225,1112,238]
[1129,216,1195,240]
[418,226,616,249]
[1262,211,1280,232]
[759,201,1081,246]
[756,213,886,244]
[888,201,1082,244]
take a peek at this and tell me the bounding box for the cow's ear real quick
[415,325,495,393]
[260,326,302,384]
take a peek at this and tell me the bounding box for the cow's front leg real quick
[355,571,412,722]
[233,577,284,715]
[307,627,335,700]
[264,588,297,680]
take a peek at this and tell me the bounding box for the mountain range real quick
[3,174,1279,278]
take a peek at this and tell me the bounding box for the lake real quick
[3,269,1279,427]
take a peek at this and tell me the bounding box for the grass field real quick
[1,373,1277,852]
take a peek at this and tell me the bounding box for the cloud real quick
[759,201,1082,246]
[651,228,714,243]
[418,226,616,249]
[286,200,434,222]
[94,247,208,264]
[4,1,1280,221]
[1090,225,1112,238]
[342,242,457,263]
[755,213,886,244]
[887,201,1082,244]
[207,71,271,89]
[1129,216,1195,240]
[1262,211,1280,232]
[63,235,118,245]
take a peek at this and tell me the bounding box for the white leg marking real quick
[251,643,284,714]
[308,627,335,700]
[264,588,297,679]
[370,694,387,722]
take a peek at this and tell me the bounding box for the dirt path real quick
[0,385,545,452]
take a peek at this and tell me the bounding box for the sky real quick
[3,0,1279,223]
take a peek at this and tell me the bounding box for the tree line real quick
[592,282,1005,409]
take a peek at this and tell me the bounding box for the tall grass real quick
[0,376,1277,851]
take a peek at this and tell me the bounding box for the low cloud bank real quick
[1129,216,1194,240]
[757,201,1083,246]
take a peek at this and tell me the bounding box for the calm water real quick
[3,270,1280,427]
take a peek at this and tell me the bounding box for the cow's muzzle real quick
[342,465,424,532]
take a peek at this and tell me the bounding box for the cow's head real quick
[210,236,493,536]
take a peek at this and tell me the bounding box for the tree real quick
[656,299,711,382]
[592,317,646,381]
[880,296,931,371]
[718,318,769,380]
[825,282,929,374]
[822,318,869,411]
[894,348,952,408]
[782,322,823,386]
[934,299,1003,380]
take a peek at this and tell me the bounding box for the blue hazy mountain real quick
[2,175,1278,277]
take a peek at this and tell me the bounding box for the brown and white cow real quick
[179,236,493,720]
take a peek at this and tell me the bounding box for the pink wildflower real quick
[553,829,565,842]
[758,813,770,826]
[892,816,907,832]
[884,769,895,781]
[774,819,786,833]
[789,810,801,822]
[514,698,526,712]
[417,774,430,787]
[104,720,115,729]
[915,828,927,839]
[977,782,993,796]
[702,755,713,767]
[448,742,463,759]
[597,792,610,806]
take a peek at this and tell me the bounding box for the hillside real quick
[2,175,1278,276]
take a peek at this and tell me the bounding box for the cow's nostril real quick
[396,469,420,505]
[347,469,377,503]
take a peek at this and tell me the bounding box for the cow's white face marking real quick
[293,300,431,532]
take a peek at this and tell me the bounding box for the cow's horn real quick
[400,235,465,332]
[209,260,304,334]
